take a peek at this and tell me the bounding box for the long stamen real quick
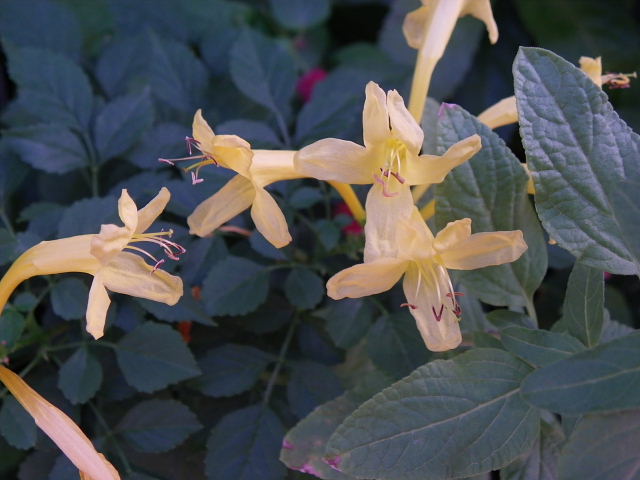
[373,173,398,198]
[400,303,417,309]
[128,230,187,270]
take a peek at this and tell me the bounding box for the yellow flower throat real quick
[374,138,409,197]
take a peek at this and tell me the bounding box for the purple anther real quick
[152,258,166,273]
[431,304,444,322]
[158,158,176,166]
[191,171,204,185]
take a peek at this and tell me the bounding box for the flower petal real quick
[327,258,409,299]
[461,0,498,44]
[250,150,302,187]
[86,277,110,340]
[192,109,216,151]
[388,89,423,155]
[101,251,183,305]
[477,96,518,129]
[0,366,120,480]
[439,230,528,270]
[251,187,292,248]
[135,187,170,234]
[295,138,372,184]
[403,263,462,352]
[30,235,100,275]
[404,134,481,185]
[402,5,432,49]
[117,189,138,232]
[187,175,255,237]
[90,224,131,264]
[212,134,253,177]
[363,81,390,148]
[579,56,602,87]
[433,218,471,252]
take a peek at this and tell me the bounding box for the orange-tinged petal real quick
[402,5,432,49]
[117,189,138,232]
[0,366,120,480]
[403,263,462,352]
[90,224,131,264]
[433,218,471,252]
[212,134,252,177]
[363,81,390,148]
[461,0,498,44]
[187,175,255,238]
[579,56,603,87]
[387,90,423,155]
[478,96,518,129]
[251,187,292,248]
[404,134,481,185]
[80,455,120,480]
[192,109,216,151]
[86,276,110,340]
[294,138,372,184]
[327,258,409,299]
[135,187,170,234]
[439,230,527,270]
[101,251,183,305]
[29,235,100,275]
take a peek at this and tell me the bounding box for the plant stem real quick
[525,296,538,328]
[274,110,292,148]
[262,314,299,406]
[0,208,15,238]
[327,181,365,224]
[87,401,133,475]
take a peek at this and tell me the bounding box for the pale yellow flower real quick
[327,186,527,352]
[0,365,120,480]
[163,110,301,248]
[0,188,183,339]
[295,81,481,199]
[476,96,518,130]
[403,0,498,120]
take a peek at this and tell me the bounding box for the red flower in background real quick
[297,68,328,102]
[334,202,364,235]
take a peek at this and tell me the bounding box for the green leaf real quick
[435,104,547,307]
[202,256,269,316]
[6,46,93,129]
[136,294,214,326]
[0,397,36,450]
[192,344,271,398]
[319,298,374,350]
[57,196,118,237]
[289,186,323,209]
[269,0,330,30]
[57,348,102,404]
[116,399,202,453]
[514,47,640,275]
[284,268,325,310]
[0,311,24,349]
[326,349,539,480]
[500,419,564,480]
[230,29,296,118]
[51,277,89,320]
[487,310,534,330]
[366,312,430,379]
[521,331,640,414]
[115,322,201,393]
[6,125,87,174]
[93,89,154,161]
[217,119,282,149]
[288,361,343,418]
[561,262,604,347]
[205,405,286,480]
[557,409,640,480]
[129,122,189,170]
[281,372,391,480]
[500,326,586,368]
[95,34,148,98]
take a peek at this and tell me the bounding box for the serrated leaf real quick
[269,0,330,30]
[287,361,343,418]
[0,311,25,349]
[136,293,213,326]
[289,186,323,209]
[129,122,189,170]
[366,312,430,379]
[557,409,640,480]
[514,47,640,275]
[193,344,271,398]
[205,405,286,480]
[116,399,202,453]
[93,90,154,161]
[230,29,296,118]
[249,231,287,261]
[561,262,604,348]
[501,326,586,368]
[115,322,200,393]
[57,348,102,404]
[326,349,539,480]
[95,34,149,97]
[320,298,373,350]
[435,104,547,307]
[51,277,89,320]
[0,397,36,450]
[281,372,391,480]
[57,196,118,237]
[6,46,93,129]
[284,268,324,310]
[6,125,87,174]
[521,331,640,414]
[217,119,282,149]
[202,256,269,316]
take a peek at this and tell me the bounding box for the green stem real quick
[262,314,298,406]
[87,400,133,475]
[0,208,15,238]
[525,296,538,328]
[274,110,292,148]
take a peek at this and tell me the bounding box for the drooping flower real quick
[0,365,120,480]
[0,188,183,339]
[162,110,301,248]
[327,186,527,352]
[295,81,481,199]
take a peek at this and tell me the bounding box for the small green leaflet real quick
[561,262,604,347]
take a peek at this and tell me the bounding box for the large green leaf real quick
[435,105,547,307]
[57,348,103,404]
[115,322,201,393]
[116,399,202,453]
[318,298,374,350]
[268,0,330,30]
[557,409,640,480]
[561,262,604,347]
[284,268,324,310]
[500,326,586,368]
[521,331,640,414]
[514,47,640,275]
[51,277,89,320]
[205,405,286,480]
[326,349,539,480]
[0,397,36,450]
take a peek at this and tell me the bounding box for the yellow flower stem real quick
[419,198,436,221]
[408,55,437,123]
[328,181,365,224]
[411,183,430,204]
